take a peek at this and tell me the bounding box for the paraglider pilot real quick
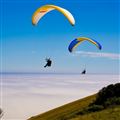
[44,58,52,68]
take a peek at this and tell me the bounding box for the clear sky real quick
[1,0,119,74]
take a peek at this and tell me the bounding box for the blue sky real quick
[1,0,119,74]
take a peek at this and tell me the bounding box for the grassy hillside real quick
[28,83,120,120]
[71,106,120,120]
[28,94,96,120]
[28,95,120,120]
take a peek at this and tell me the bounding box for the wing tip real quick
[32,21,37,26]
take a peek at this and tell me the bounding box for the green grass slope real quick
[28,83,120,120]
[28,94,96,120]
[28,94,120,120]
[70,106,120,120]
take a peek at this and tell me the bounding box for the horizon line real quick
[0,72,119,75]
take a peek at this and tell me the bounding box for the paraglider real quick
[44,58,52,68]
[81,69,86,74]
[68,37,102,52]
[32,4,75,26]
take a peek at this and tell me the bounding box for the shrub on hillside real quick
[94,83,120,105]
[78,83,120,115]
[104,97,120,108]
[87,104,104,112]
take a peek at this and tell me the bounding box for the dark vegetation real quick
[77,83,120,115]
[0,108,3,118]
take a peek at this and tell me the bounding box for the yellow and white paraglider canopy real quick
[32,4,75,26]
